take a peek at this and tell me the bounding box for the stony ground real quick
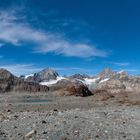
[0,92,140,140]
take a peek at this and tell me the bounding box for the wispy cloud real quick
[0,10,108,58]
[107,61,130,66]
[122,69,139,72]
[0,64,42,76]
[0,56,3,58]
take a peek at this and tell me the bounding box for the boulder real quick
[65,84,93,97]
[50,79,93,97]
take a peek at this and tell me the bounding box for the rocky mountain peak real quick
[34,68,59,82]
[0,68,16,80]
[99,68,115,78]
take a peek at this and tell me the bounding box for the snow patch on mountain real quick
[40,76,66,86]
[84,77,100,85]
[76,77,100,85]
[25,74,34,79]
[117,70,125,74]
[99,78,109,83]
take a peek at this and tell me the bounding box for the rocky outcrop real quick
[96,69,140,93]
[96,79,126,93]
[98,68,128,80]
[49,79,93,97]
[14,80,49,93]
[0,69,49,93]
[0,68,16,80]
[65,85,93,97]
[0,69,17,92]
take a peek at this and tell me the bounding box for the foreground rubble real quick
[0,107,140,140]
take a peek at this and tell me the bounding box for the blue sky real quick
[0,0,140,76]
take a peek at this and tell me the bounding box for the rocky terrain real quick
[0,106,140,140]
[0,67,140,140]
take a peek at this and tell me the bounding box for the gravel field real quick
[0,93,140,140]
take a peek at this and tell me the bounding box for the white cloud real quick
[108,61,130,66]
[0,64,42,76]
[0,10,108,58]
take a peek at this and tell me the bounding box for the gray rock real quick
[25,130,36,138]
[34,68,59,82]
[26,68,59,83]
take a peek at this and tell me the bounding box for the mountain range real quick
[0,67,140,97]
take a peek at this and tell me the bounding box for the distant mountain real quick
[0,68,92,97]
[1,67,140,97]
[98,68,116,78]
[25,68,59,83]
[23,68,128,87]
[34,68,59,82]
[21,67,130,88]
